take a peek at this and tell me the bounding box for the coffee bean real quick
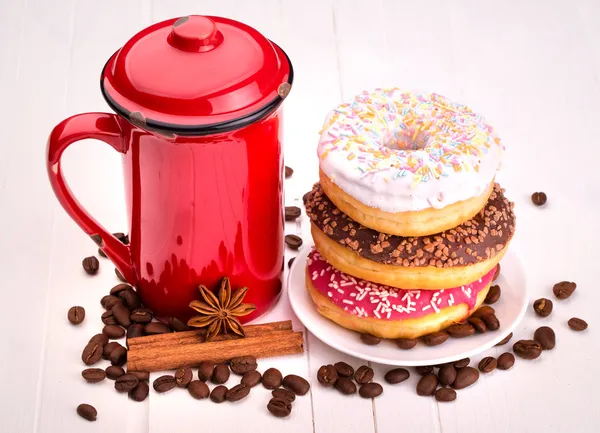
[88,333,109,347]
[283,374,310,395]
[129,381,149,402]
[416,366,433,376]
[446,322,476,338]
[534,326,556,350]
[302,191,311,204]
[82,256,100,275]
[285,234,303,250]
[453,358,470,368]
[111,303,131,328]
[334,377,357,395]
[126,324,145,340]
[416,373,438,396]
[241,370,262,387]
[210,385,228,403]
[284,166,294,178]
[481,313,500,331]
[175,367,193,388]
[438,365,457,386]
[531,191,547,206]
[513,340,542,359]
[485,285,501,304]
[568,317,588,331]
[113,232,129,244]
[102,295,122,310]
[68,306,85,325]
[119,289,142,310]
[359,382,383,398]
[211,363,230,384]
[110,283,131,296]
[262,368,283,389]
[144,322,172,335]
[102,324,125,339]
[384,368,410,384]
[115,374,139,393]
[360,333,381,345]
[288,257,295,268]
[102,342,120,360]
[109,345,127,366]
[285,206,301,221]
[421,331,449,346]
[101,310,117,326]
[268,397,292,417]
[471,306,495,319]
[354,365,374,384]
[533,298,553,317]
[493,263,501,282]
[495,332,513,346]
[317,364,338,387]
[553,281,576,299]
[130,309,153,324]
[272,388,296,402]
[82,368,106,383]
[478,357,497,373]
[129,371,150,382]
[435,387,457,402]
[230,355,257,375]
[82,342,103,365]
[105,365,125,380]
[188,380,210,399]
[115,268,127,282]
[468,317,487,333]
[168,316,190,332]
[452,367,479,389]
[395,338,418,350]
[334,362,354,378]
[76,404,97,422]
[153,375,176,393]
[226,383,251,401]
[197,361,215,382]
[497,352,515,370]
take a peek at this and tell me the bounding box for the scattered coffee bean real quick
[302,191,311,204]
[384,368,410,384]
[478,357,497,373]
[113,232,129,244]
[168,316,190,332]
[102,295,122,310]
[284,166,294,178]
[126,324,145,340]
[481,313,500,331]
[485,285,501,304]
[153,375,176,393]
[110,283,131,296]
[497,352,515,370]
[468,317,487,333]
[144,322,172,335]
[98,248,107,258]
[285,206,301,221]
[226,383,251,401]
[230,355,257,375]
[533,298,553,318]
[272,388,296,402]
[493,264,501,282]
[262,368,283,389]
[101,310,117,326]
[421,331,449,346]
[453,358,470,368]
[495,332,513,346]
[416,373,438,396]
[210,385,228,403]
[89,333,109,347]
[102,324,125,339]
[283,374,310,395]
[188,380,210,399]
[76,404,97,422]
[288,257,295,268]
[359,382,383,398]
[115,374,139,393]
[175,367,193,388]
[568,317,588,331]
[241,370,262,387]
[105,365,125,380]
[197,361,215,382]
[317,364,338,387]
[334,362,354,378]
[129,381,149,402]
[111,303,131,328]
[109,345,127,366]
[115,268,127,282]
[68,306,85,325]
[513,340,542,359]
[395,338,418,350]
[130,308,153,324]
[211,363,230,384]
[452,367,479,389]
[285,234,303,250]
[435,387,457,402]
[102,342,120,360]
[534,326,556,350]
[446,323,476,338]
[471,306,495,319]
[416,366,433,376]
[82,342,103,366]
[360,333,381,345]
[82,368,106,383]
[82,256,100,275]
[438,365,457,386]
[531,191,547,206]
[119,289,142,310]
[354,365,374,384]
[129,371,150,382]
[334,377,357,395]
[268,397,292,417]
[553,281,576,299]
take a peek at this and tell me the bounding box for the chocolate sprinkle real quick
[305,183,515,268]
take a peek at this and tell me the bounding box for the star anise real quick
[187,277,256,341]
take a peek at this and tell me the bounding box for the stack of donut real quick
[304,89,516,339]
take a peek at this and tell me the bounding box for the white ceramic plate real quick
[288,243,528,366]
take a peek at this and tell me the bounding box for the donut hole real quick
[381,128,428,151]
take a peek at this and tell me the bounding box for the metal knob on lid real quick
[169,15,223,52]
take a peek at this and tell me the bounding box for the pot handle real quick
[46,113,136,285]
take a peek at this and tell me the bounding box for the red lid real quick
[101,15,293,135]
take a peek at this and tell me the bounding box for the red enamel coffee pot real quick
[46,15,293,322]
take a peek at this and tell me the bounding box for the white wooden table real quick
[1,0,598,431]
